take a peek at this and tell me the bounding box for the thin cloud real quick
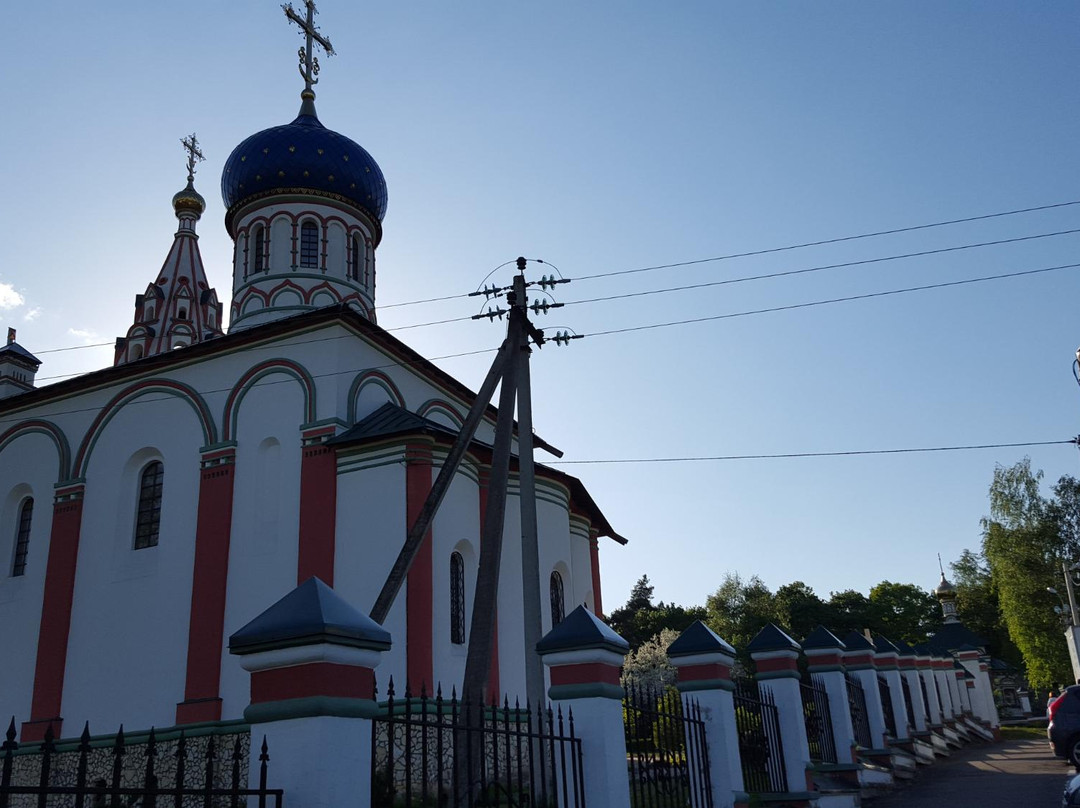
[0,282,24,310]
[67,327,100,345]
[23,307,41,322]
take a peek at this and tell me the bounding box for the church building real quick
[0,2,623,743]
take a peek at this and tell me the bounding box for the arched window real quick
[348,235,360,281]
[11,498,33,576]
[550,571,565,627]
[300,221,319,268]
[129,343,143,361]
[450,551,466,645]
[134,461,164,549]
[252,225,266,274]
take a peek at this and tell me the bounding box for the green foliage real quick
[608,574,707,650]
[981,459,1075,690]
[950,549,1021,666]
[867,581,940,645]
[622,628,681,690]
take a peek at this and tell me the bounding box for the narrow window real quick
[252,225,266,274]
[550,571,565,627]
[300,221,319,268]
[450,551,466,645]
[11,498,33,576]
[134,461,164,549]
[348,235,360,280]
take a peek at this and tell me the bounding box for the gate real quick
[623,683,713,808]
[877,675,898,739]
[845,674,873,749]
[371,679,585,808]
[800,676,838,764]
[732,680,787,794]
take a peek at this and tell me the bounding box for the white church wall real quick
[430,461,481,691]
[63,396,202,731]
[334,451,409,692]
[569,518,595,612]
[0,433,60,725]
[218,375,306,719]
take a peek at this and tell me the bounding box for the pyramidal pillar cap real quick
[747,623,801,679]
[538,606,628,700]
[229,578,391,722]
[802,626,847,671]
[667,621,737,692]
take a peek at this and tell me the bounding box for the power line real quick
[582,262,1080,339]
[574,200,1080,282]
[564,229,1080,308]
[546,440,1076,465]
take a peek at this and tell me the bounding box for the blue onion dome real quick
[221,109,388,236]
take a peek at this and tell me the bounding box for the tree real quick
[608,574,706,650]
[621,627,681,690]
[704,572,778,659]
[950,549,1020,666]
[773,581,830,641]
[867,581,940,645]
[982,459,1073,690]
[827,589,873,636]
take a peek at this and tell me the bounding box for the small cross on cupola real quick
[283,0,335,116]
[115,134,223,366]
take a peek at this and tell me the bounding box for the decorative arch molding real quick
[0,420,72,483]
[417,399,464,428]
[223,358,317,441]
[306,281,343,305]
[347,370,404,424]
[74,381,217,478]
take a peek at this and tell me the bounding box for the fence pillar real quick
[872,636,910,740]
[977,656,1001,736]
[953,665,972,714]
[842,631,888,749]
[802,626,856,763]
[748,624,813,795]
[668,620,743,808]
[538,605,630,808]
[934,653,956,722]
[229,577,391,808]
[915,648,943,727]
[894,642,927,733]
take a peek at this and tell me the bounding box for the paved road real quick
[869,738,1071,807]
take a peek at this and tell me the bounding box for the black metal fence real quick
[371,679,584,808]
[877,675,897,739]
[799,677,837,764]
[845,674,873,749]
[0,718,282,807]
[623,683,713,808]
[732,681,786,795]
[899,675,917,734]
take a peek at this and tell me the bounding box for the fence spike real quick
[3,718,15,746]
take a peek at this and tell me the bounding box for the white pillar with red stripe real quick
[747,624,813,796]
[802,626,857,761]
[229,577,391,808]
[537,605,630,808]
[668,620,744,808]
[842,631,889,749]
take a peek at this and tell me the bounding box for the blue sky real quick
[3,2,1079,615]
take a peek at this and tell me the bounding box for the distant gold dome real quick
[935,573,957,598]
[172,181,206,217]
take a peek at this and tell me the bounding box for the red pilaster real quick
[406,441,434,693]
[23,484,85,742]
[478,468,500,701]
[588,530,603,616]
[298,427,338,586]
[176,448,237,724]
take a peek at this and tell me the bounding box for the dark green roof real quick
[925,621,986,654]
[536,605,629,655]
[746,623,800,654]
[842,631,875,652]
[873,635,900,655]
[229,576,392,654]
[891,639,917,658]
[802,626,846,651]
[0,340,41,367]
[667,620,736,658]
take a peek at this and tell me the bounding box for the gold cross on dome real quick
[283,0,335,95]
[181,133,205,184]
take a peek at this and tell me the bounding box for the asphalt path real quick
[868,738,1070,807]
